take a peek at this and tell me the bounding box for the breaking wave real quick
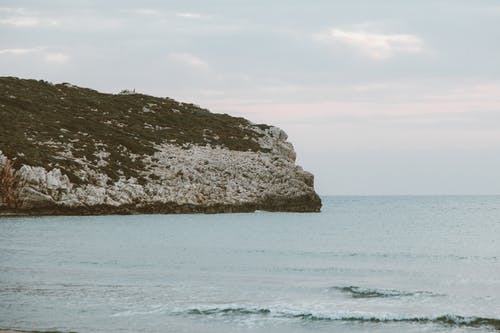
[330,285,440,298]
[185,307,500,330]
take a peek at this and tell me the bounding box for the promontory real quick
[0,77,321,215]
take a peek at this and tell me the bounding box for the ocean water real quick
[1,196,499,333]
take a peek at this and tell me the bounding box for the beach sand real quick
[0,331,73,333]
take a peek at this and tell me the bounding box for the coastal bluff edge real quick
[0,77,321,215]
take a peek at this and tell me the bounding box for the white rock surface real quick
[0,127,319,212]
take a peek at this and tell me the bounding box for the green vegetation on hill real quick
[0,77,270,184]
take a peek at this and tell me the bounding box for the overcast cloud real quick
[1,0,499,194]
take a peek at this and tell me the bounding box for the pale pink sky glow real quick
[206,99,500,122]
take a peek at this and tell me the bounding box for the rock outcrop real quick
[0,77,321,215]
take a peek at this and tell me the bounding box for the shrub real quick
[0,159,20,208]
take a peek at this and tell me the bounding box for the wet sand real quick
[0,331,74,333]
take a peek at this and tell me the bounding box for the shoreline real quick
[0,331,76,333]
[0,194,322,217]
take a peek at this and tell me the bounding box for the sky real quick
[1,0,500,195]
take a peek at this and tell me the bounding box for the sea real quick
[1,196,499,333]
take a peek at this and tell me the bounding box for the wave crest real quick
[330,285,439,298]
[185,306,500,330]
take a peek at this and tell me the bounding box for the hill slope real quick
[0,77,321,214]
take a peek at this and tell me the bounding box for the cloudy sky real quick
[1,0,500,195]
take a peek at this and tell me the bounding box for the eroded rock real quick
[0,77,321,215]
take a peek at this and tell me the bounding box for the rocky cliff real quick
[0,77,321,215]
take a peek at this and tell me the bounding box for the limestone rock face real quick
[0,77,321,215]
